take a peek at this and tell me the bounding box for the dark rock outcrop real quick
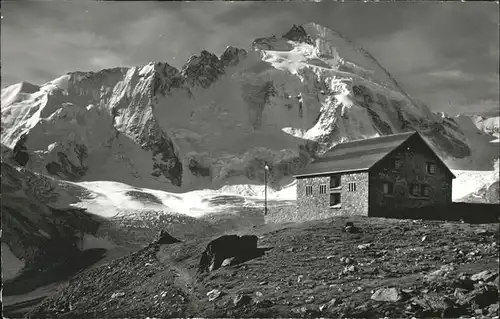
[155,230,181,245]
[198,234,261,273]
[181,50,224,88]
[12,133,29,166]
[220,46,247,67]
[282,25,314,45]
[188,159,211,177]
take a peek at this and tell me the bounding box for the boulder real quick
[371,287,405,302]
[410,294,459,317]
[357,243,372,250]
[207,289,222,301]
[221,257,236,267]
[319,298,340,312]
[471,270,498,283]
[343,222,360,233]
[198,234,260,273]
[111,292,125,299]
[233,294,252,307]
[424,265,455,282]
[155,230,181,245]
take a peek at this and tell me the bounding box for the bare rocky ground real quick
[26,215,499,319]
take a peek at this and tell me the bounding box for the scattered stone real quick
[475,229,492,236]
[424,265,455,281]
[464,285,499,308]
[357,243,372,250]
[490,276,499,288]
[343,222,360,233]
[297,275,304,283]
[326,255,335,260]
[292,306,308,315]
[221,257,235,267]
[254,299,273,308]
[259,281,268,286]
[286,247,295,253]
[371,287,405,302]
[475,308,484,315]
[471,270,498,283]
[488,303,499,315]
[352,286,363,292]
[111,292,125,299]
[233,294,252,307]
[454,288,468,301]
[255,291,263,298]
[411,294,457,316]
[327,298,339,307]
[347,265,357,272]
[421,235,427,242]
[207,289,222,301]
[292,305,318,315]
[305,296,315,304]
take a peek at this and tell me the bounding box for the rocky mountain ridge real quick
[1,22,497,193]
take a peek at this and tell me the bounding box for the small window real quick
[393,159,401,169]
[383,182,394,195]
[426,162,436,174]
[305,185,313,196]
[319,184,327,194]
[421,185,430,197]
[410,184,420,196]
[348,182,357,192]
[330,193,341,207]
[330,175,341,188]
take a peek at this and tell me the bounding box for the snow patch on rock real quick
[1,243,26,281]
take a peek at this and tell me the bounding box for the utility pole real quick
[264,162,269,216]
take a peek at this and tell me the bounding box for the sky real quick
[1,1,498,116]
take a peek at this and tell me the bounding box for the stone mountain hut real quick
[293,131,455,219]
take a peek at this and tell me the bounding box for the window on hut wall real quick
[426,162,436,175]
[330,193,341,207]
[383,182,394,195]
[305,185,313,196]
[393,158,402,169]
[421,184,430,197]
[330,175,341,188]
[319,184,327,194]
[348,182,357,192]
[410,183,420,196]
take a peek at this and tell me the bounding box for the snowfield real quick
[451,169,498,201]
[70,179,295,219]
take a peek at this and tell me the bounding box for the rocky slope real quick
[2,23,497,194]
[1,144,110,294]
[26,216,499,319]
